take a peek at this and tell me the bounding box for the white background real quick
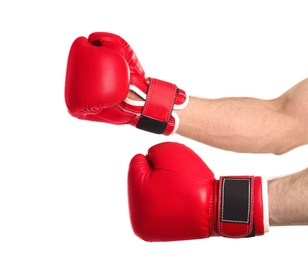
[1,1,307,259]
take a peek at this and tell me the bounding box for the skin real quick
[268,167,308,226]
[176,78,308,155]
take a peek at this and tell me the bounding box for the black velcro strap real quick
[136,115,167,134]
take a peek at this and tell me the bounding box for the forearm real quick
[176,96,305,154]
[268,168,308,226]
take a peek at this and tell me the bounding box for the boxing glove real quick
[65,32,188,135]
[128,142,269,242]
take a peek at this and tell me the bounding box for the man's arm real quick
[176,78,308,154]
[268,167,308,226]
[128,77,308,154]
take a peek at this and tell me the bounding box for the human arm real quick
[129,78,308,154]
[176,78,308,155]
[66,32,308,154]
[268,167,308,226]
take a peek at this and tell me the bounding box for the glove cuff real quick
[126,78,188,135]
[216,176,268,238]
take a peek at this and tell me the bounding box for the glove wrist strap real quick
[136,78,177,134]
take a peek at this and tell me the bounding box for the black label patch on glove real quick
[221,178,251,224]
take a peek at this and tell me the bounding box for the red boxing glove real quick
[128,142,269,242]
[65,32,188,135]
